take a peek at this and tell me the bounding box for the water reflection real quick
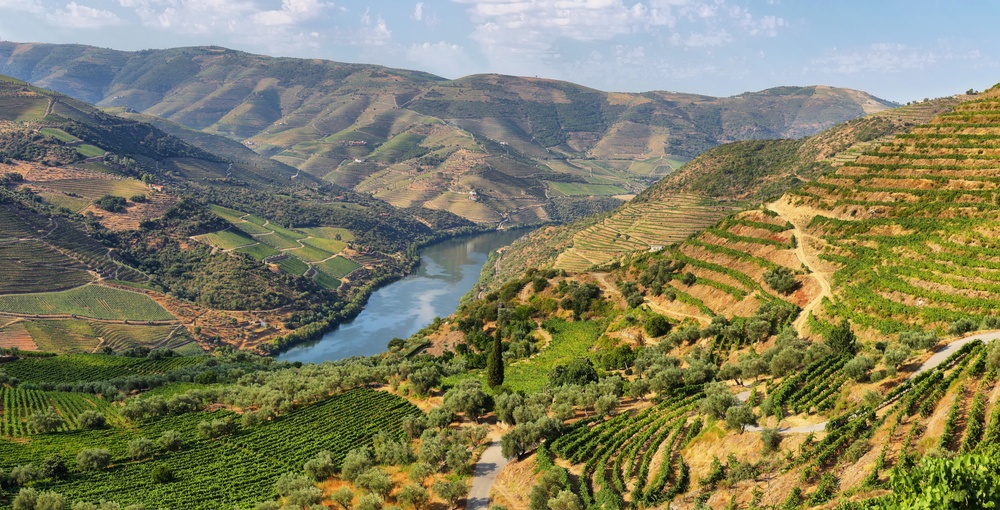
[277,229,528,363]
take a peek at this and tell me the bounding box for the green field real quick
[234,243,281,261]
[504,319,602,393]
[316,256,360,279]
[38,178,148,201]
[0,285,175,321]
[204,204,360,282]
[75,144,106,158]
[39,127,79,143]
[196,229,257,250]
[275,256,309,275]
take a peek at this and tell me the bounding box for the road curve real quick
[745,330,1000,434]
[466,441,509,510]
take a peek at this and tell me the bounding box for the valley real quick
[0,40,996,510]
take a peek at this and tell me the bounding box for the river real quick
[277,229,529,363]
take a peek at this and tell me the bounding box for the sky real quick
[0,0,997,103]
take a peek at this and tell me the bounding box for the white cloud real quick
[355,8,391,46]
[0,0,43,13]
[253,0,330,26]
[809,43,942,74]
[52,2,123,29]
[412,2,423,21]
[450,0,785,70]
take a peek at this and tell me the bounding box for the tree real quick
[680,272,697,285]
[397,484,429,510]
[408,367,441,397]
[304,450,336,481]
[763,267,799,295]
[330,487,354,510]
[699,382,737,419]
[644,314,672,338]
[493,392,523,425]
[443,379,491,422]
[151,465,174,483]
[158,430,183,452]
[628,378,650,400]
[127,437,155,460]
[486,332,505,389]
[738,353,768,383]
[547,490,582,510]
[41,455,68,480]
[341,448,374,482]
[594,394,617,418]
[549,358,598,387]
[760,427,782,454]
[94,195,128,212]
[77,410,106,430]
[826,319,857,356]
[356,494,383,510]
[355,467,392,499]
[13,488,38,510]
[725,405,757,433]
[28,407,64,434]
[36,491,69,510]
[433,478,469,509]
[76,449,111,471]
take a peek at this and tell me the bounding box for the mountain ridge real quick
[0,41,897,225]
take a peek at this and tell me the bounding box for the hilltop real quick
[0,42,895,225]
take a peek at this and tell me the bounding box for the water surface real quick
[277,229,528,363]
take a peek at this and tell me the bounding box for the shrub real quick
[761,427,782,454]
[93,195,127,212]
[151,465,174,483]
[77,410,106,429]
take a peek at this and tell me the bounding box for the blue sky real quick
[0,0,996,102]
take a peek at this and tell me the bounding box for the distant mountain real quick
[0,42,897,224]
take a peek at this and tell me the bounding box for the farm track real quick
[766,199,833,336]
[466,441,509,510]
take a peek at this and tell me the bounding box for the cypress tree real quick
[487,330,504,389]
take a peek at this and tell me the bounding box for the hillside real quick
[483,97,959,287]
[0,75,478,355]
[1,81,999,510]
[0,42,896,225]
[393,85,1000,509]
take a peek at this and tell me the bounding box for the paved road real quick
[466,441,509,510]
[910,330,1000,378]
[744,330,1000,434]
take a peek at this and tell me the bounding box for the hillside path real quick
[766,199,833,335]
[466,441,508,510]
[744,329,1000,434]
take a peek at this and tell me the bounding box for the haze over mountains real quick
[0,42,896,225]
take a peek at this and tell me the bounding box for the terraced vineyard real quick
[550,394,699,508]
[554,193,739,272]
[787,87,1000,334]
[0,388,420,509]
[3,353,207,384]
[200,205,359,288]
